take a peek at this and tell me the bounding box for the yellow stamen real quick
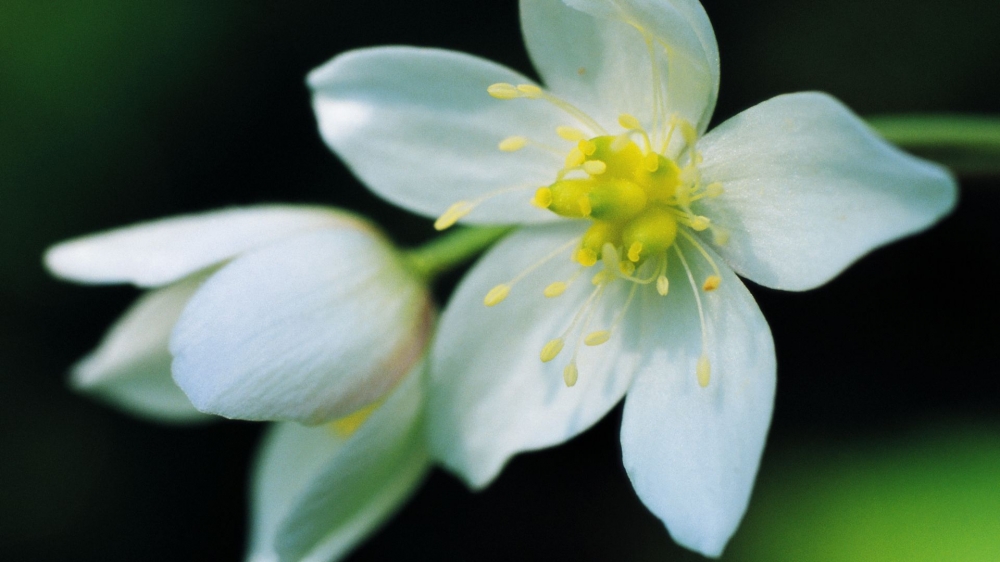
[484,284,511,307]
[532,187,553,209]
[563,363,579,387]
[584,330,611,346]
[619,260,635,276]
[564,147,585,168]
[575,248,598,267]
[618,113,642,130]
[544,280,568,297]
[557,126,586,141]
[627,241,643,263]
[689,215,711,231]
[656,274,670,296]
[643,152,660,172]
[540,338,565,362]
[583,160,607,175]
[516,84,542,98]
[705,182,724,197]
[330,401,381,438]
[697,354,711,387]
[578,139,597,156]
[577,195,592,216]
[703,275,721,291]
[498,136,528,152]
[487,83,519,99]
[434,201,473,231]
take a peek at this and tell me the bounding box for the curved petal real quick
[248,367,429,562]
[309,46,566,225]
[427,223,639,488]
[71,274,211,424]
[522,0,719,135]
[697,92,957,291]
[171,228,432,425]
[45,205,364,288]
[620,245,775,558]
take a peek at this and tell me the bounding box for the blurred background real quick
[1,0,998,560]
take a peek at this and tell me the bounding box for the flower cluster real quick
[48,0,955,559]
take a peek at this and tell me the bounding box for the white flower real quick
[247,361,429,562]
[309,0,956,556]
[46,205,433,425]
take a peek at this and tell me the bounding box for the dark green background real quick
[2,1,998,560]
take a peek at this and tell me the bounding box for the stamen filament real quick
[674,245,711,387]
[484,237,580,307]
[435,184,537,231]
[678,230,722,290]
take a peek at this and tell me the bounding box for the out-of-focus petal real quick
[427,223,639,488]
[522,0,719,135]
[309,46,566,225]
[697,92,957,291]
[71,274,211,423]
[45,206,362,288]
[247,367,429,562]
[620,245,775,557]
[171,228,431,425]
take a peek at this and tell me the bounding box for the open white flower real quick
[45,205,433,425]
[310,0,956,556]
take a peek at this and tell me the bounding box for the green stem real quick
[867,115,1000,175]
[405,226,513,280]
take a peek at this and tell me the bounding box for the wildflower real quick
[309,0,956,555]
[45,205,433,424]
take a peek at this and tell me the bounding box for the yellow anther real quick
[575,248,598,267]
[498,136,528,152]
[713,228,730,246]
[532,187,553,209]
[705,182,724,197]
[484,284,511,307]
[330,401,381,438]
[643,152,660,172]
[696,354,711,387]
[619,260,635,276]
[487,83,519,99]
[618,113,642,130]
[591,269,615,285]
[564,147,585,168]
[584,330,611,346]
[578,139,597,156]
[627,241,643,263]
[577,195,592,216]
[516,84,543,98]
[563,363,579,387]
[679,166,699,187]
[434,201,473,231]
[703,275,721,292]
[544,281,568,298]
[540,338,565,362]
[689,216,711,231]
[680,120,699,149]
[656,274,670,296]
[583,160,607,175]
[556,126,586,141]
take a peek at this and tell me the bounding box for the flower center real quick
[434,82,729,389]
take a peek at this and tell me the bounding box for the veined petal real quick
[248,367,429,562]
[71,273,212,423]
[522,0,719,136]
[620,245,775,558]
[309,46,566,225]
[697,92,957,291]
[428,223,639,488]
[45,205,363,288]
[171,228,431,425]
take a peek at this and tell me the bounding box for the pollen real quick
[484,284,511,307]
[540,338,565,362]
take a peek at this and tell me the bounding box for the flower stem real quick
[405,226,513,281]
[868,114,1000,175]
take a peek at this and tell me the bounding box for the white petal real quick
[45,205,364,288]
[171,228,431,425]
[620,245,775,558]
[427,223,638,488]
[697,92,957,291]
[248,367,429,562]
[71,274,211,423]
[522,0,719,135]
[309,46,566,225]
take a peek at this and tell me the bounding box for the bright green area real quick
[730,425,1000,562]
[870,115,1000,175]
